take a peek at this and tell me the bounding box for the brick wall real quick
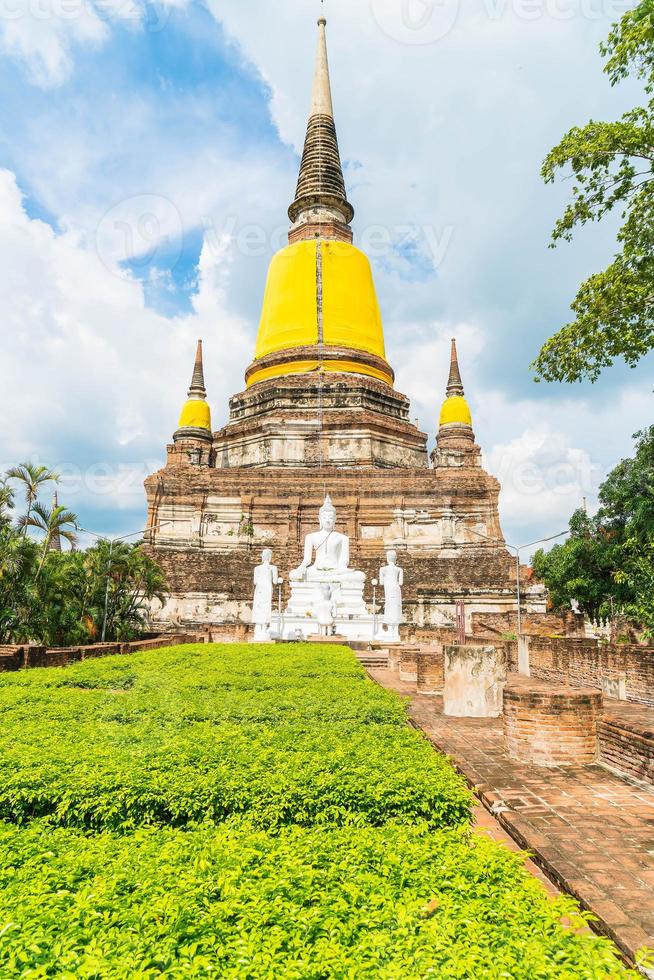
[399,649,419,682]
[598,718,654,787]
[471,611,585,638]
[208,623,254,643]
[0,633,206,674]
[144,461,517,630]
[416,649,444,694]
[520,636,654,707]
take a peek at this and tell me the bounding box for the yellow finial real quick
[177,339,212,432]
[439,339,472,428]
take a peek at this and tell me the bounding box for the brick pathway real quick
[370,669,654,970]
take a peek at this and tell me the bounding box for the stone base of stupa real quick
[144,457,527,634]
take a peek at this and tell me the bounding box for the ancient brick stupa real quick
[145,18,518,631]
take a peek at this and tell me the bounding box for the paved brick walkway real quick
[370,669,654,970]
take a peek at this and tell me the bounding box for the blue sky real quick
[0,0,651,555]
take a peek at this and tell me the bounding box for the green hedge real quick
[0,644,636,976]
[0,819,636,978]
[0,645,470,831]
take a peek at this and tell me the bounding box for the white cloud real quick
[0,0,186,88]
[0,168,251,527]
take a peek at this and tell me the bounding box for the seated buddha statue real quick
[290,495,365,586]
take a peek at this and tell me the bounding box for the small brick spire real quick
[189,339,207,399]
[174,339,213,448]
[288,18,354,233]
[446,339,465,398]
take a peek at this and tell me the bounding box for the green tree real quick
[598,425,654,540]
[0,481,14,528]
[30,552,90,647]
[83,541,167,642]
[7,463,59,533]
[533,0,654,383]
[21,501,78,576]
[0,527,39,643]
[532,510,628,623]
[615,541,654,633]
[0,461,167,645]
[533,428,654,634]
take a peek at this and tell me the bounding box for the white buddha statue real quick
[379,550,404,640]
[252,549,280,642]
[290,495,364,585]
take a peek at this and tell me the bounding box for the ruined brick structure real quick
[504,680,603,767]
[144,18,531,632]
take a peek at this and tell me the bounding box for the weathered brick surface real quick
[599,702,654,787]
[0,647,23,671]
[144,462,517,628]
[398,648,419,683]
[518,636,654,707]
[208,624,253,643]
[0,634,205,673]
[416,648,444,694]
[504,679,602,767]
[471,610,585,637]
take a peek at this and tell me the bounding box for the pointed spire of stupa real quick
[189,339,207,399]
[288,18,354,239]
[175,339,212,440]
[49,491,62,552]
[439,338,472,430]
[446,339,465,398]
[310,17,334,118]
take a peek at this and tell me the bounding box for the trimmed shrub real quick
[0,644,470,831]
[0,819,636,978]
[0,643,635,976]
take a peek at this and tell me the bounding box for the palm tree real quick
[23,501,78,576]
[0,481,14,528]
[0,527,34,580]
[7,463,59,532]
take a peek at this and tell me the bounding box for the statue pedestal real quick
[287,574,367,618]
[282,571,376,642]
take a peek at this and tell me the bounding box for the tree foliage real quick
[533,0,654,382]
[0,461,167,646]
[533,427,654,633]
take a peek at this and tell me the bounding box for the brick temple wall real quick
[0,634,206,674]
[416,649,444,694]
[598,717,654,786]
[471,611,585,638]
[518,636,654,707]
[144,459,518,630]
